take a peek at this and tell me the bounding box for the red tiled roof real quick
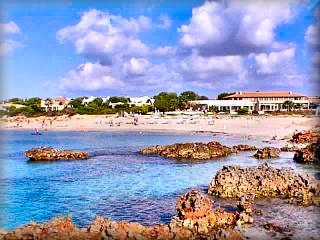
[224,91,305,99]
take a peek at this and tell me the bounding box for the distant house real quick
[128,96,154,107]
[82,96,109,106]
[41,96,70,112]
[190,91,310,113]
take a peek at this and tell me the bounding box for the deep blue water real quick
[0,130,319,232]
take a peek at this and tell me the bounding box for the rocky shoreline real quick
[208,163,320,206]
[0,190,249,240]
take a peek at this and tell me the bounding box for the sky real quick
[0,0,319,99]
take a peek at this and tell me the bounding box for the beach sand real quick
[2,114,319,140]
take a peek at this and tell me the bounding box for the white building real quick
[82,96,109,105]
[128,96,154,107]
[190,91,310,112]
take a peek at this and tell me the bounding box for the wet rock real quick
[232,144,257,152]
[208,163,320,206]
[237,195,254,225]
[280,146,300,152]
[290,130,320,144]
[141,141,233,160]
[25,147,89,161]
[253,147,280,159]
[293,140,320,164]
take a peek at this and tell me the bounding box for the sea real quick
[0,130,319,238]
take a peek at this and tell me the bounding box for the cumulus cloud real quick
[0,21,20,35]
[122,57,150,77]
[176,52,247,89]
[305,5,320,84]
[0,21,22,56]
[153,46,176,57]
[57,9,150,64]
[178,0,298,56]
[60,62,124,91]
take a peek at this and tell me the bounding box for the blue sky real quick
[1,0,319,99]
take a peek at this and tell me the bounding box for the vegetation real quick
[217,92,235,100]
[283,100,295,111]
[237,107,249,115]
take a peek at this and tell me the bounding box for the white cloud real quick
[153,46,176,57]
[123,57,150,76]
[178,0,298,56]
[254,48,295,74]
[57,9,150,64]
[0,21,22,56]
[60,62,124,91]
[305,6,320,83]
[0,21,20,35]
[0,40,22,56]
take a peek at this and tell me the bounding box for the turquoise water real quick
[0,130,319,232]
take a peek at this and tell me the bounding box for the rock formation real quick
[25,147,89,161]
[290,130,320,144]
[0,190,248,240]
[293,139,320,164]
[208,163,320,206]
[253,147,280,159]
[141,141,234,160]
[232,144,257,152]
[141,142,257,160]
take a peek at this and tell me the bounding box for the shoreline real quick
[1,114,319,139]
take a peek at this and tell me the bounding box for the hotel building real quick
[190,91,310,113]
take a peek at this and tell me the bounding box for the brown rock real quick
[293,140,320,164]
[253,147,280,159]
[208,163,320,206]
[290,130,320,144]
[25,147,89,161]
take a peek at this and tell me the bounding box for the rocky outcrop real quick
[232,144,257,152]
[290,130,320,144]
[253,147,280,159]
[141,141,233,160]
[280,146,300,152]
[208,163,320,206]
[237,195,254,225]
[0,190,245,240]
[141,142,259,160]
[293,140,320,164]
[25,147,89,161]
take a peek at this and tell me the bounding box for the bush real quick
[237,107,249,115]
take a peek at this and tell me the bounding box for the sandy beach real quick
[2,114,319,139]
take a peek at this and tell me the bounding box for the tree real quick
[109,96,129,103]
[283,100,294,111]
[154,92,179,112]
[294,103,302,110]
[178,91,200,110]
[217,92,235,100]
[237,107,249,115]
[70,97,84,108]
[199,95,209,100]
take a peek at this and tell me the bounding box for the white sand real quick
[2,114,319,140]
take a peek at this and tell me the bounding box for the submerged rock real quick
[293,140,320,164]
[0,190,245,240]
[253,147,280,159]
[25,147,89,161]
[208,163,320,206]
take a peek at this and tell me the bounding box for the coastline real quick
[1,114,319,139]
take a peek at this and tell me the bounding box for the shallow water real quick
[0,130,319,238]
